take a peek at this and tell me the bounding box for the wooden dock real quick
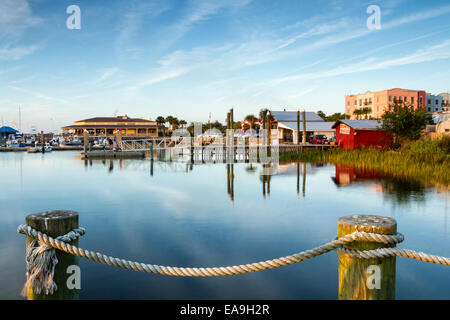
[81,150,146,159]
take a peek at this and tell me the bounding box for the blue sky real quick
[1,0,450,132]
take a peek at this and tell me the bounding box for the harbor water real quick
[0,151,448,299]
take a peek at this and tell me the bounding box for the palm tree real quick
[259,109,268,128]
[156,116,166,136]
[179,120,187,128]
[361,107,372,119]
[353,109,363,120]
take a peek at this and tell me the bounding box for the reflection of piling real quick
[24,211,80,300]
[262,164,271,198]
[150,159,153,176]
[338,215,397,300]
[227,164,234,203]
[230,164,234,202]
[296,162,300,197]
[302,162,306,199]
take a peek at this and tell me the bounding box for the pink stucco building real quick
[345,88,427,119]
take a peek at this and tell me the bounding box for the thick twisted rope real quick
[21,227,85,295]
[18,224,417,277]
[337,247,450,265]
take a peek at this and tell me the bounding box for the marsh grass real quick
[280,136,450,186]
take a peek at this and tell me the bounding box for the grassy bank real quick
[280,136,450,186]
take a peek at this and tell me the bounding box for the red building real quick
[332,120,392,149]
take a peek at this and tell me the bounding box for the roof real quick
[0,126,19,133]
[270,111,324,122]
[278,121,335,131]
[62,124,157,129]
[332,120,384,130]
[75,116,155,123]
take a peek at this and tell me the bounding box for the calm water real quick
[0,151,448,299]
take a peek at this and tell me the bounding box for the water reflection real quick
[1,151,448,299]
[79,156,444,207]
[332,164,428,205]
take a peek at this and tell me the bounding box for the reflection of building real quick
[62,115,158,137]
[332,120,392,149]
[345,88,426,119]
[332,164,385,186]
[271,110,335,142]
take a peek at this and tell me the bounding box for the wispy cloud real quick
[160,0,253,49]
[270,39,450,85]
[115,1,171,58]
[0,0,41,60]
[276,19,349,50]
[0,44,39,60]
[95,68,119,83]
[9,86,68,103]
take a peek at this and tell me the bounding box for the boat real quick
[28,143,52,153]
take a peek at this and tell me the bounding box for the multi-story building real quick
[345,88,426,119]
[439,93,450,112]
[426,94,443,112]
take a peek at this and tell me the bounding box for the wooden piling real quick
[25,210,80,300]
[302,109,306,145]
[338,214,397,300]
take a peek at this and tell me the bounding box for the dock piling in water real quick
[24,210,80,300]
[338,214,397,300]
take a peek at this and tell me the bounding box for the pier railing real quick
[17,211,449,300]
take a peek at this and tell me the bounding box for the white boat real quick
[6,139,20,148]
[29,143,52,153]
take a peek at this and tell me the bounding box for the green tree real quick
[361,107,372,119]
[156,116,166,136]
[382,103,431,143]
[317,110,326,120]
[179,119,187,128]
[353,109,363,120]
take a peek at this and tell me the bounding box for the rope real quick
[337,248,450,265]
[17,225,449,280]
[21,227,85,295]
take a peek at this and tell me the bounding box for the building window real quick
[428,99,431,104]
[359,99,362,106]
[411,97,414,104]
[436,100,439,105]
[428,107,431,112]
[347,101,350,106]
[389,96,392,101]
[354,100,357,105]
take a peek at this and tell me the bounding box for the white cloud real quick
[270,39,450,85]
[0,44,39,60]
[0,0,41,60]
[95,68,119,83]
[9,86,68,103]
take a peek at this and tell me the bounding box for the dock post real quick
[302,109,306,145]
[24,210,80,300]
[83,130,88,154]
[338,215,397,300]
